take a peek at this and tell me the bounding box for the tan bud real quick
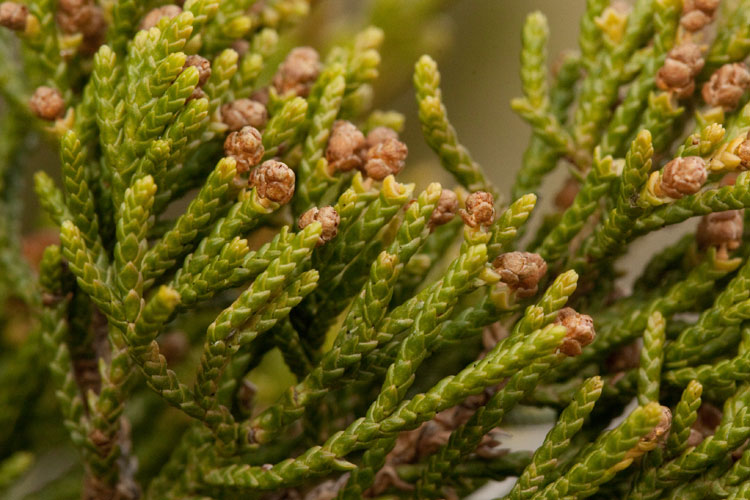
[697,209,744,255]
[224,126,264,174]
[139,5,182,31]
[0,2,27,31]
[365,126,399,149]
[459,191,495,228]
[364,137,408,180]
[29,86,65,121]
[298,206,340,246]
[659,156,707,199]
[221,99,268,132]
[325,120,366,173]
[272,46,320,98]
[556,307,596,356]
[184,54,212,87]
[702,63,750,111]
[428,189,459,230]
[493,251,547,298]
[248,160,295,205]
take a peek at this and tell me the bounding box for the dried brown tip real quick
[298,206,340,246]
[555,177,580,210]
[221,99,268,132]
[0,2,27,31]
[656,43,705,99]
[702,63,750,111]
[555,307,596,356]
[697,209,744,258]
[184,55,212,88]
[459,191,495,228]
[493,251,547,298]
[248,160,295,205]
[365,126,399,149]
[363,137,408,180]
[224,126,264,174]
[272,46,321,98]
[428,189,459,230]
[326,120,366,173]
[29,86,65,121]
[139,4,182,31]
[658,156,707,199]
[642,406,673,446]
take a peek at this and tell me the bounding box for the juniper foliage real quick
[2,1,750,499]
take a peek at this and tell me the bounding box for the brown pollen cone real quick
[681,0,719,31]
[248,160,295,205]
[272,46,320,98]
[460,191,495,228]
[555,307,596,356]
[298,206,340,246]
[224,126,264,174]
[737,137,750,169]
[365,126,399,149]
[325,120,366,173]
[428,189,459,230]
[221,99,268,131]
[656,43,705,99]
[184,55,212,87]
[658,156,707,199]
[363,137,408,180]
[29,86,65,121]
[702,63,750,111]
[0,2,28,31]
[493,252,547,298]
[697,210,744,258]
